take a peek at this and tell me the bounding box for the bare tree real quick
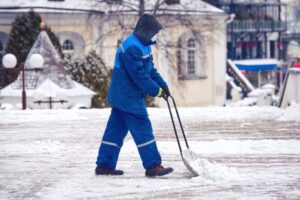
[86,0,225,103]
[90,0,222,63]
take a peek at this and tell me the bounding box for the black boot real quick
[95,166,124,176]
[145,164,173,177]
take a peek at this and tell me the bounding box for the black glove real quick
[162,87,170,97]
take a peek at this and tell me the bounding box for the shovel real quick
[165,95,199,177]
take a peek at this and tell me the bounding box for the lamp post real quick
[33,90,68,109]
[34,98,68,109]
[2,53,44,110]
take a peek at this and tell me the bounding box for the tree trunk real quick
[139,0,145,16]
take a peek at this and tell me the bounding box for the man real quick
[95,14,173,177]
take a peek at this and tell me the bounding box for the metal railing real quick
[229,20,287,32]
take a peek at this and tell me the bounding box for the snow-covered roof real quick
[233,59,279,71]
[233,59,279,66]
[0,78,96,98]
[0,0,224,15]
[0,30,96,100]
[35,78,65,98]
[10,31,74,90]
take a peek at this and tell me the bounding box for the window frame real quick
[177,35,207,80]
[187,38,196,75]
[62,39,74,55]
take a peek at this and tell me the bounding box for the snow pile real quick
[278,102,300,121]
[0,103,15,110]
[190,158,240,181]
[182,149,239,181]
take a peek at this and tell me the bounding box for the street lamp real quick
[33,89,68,109]
[2,53,44,110]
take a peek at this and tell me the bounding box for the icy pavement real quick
[0,106,300,200]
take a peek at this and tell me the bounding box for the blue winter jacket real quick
[108,34,167,115]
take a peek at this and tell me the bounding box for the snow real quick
[35,79,66,98]
[234,59,279,66]
[227,97,257,107]
[189,158,240,181]
[0,106,300,199]
[289,67,300,74]
[0,80,95,97]
[228,59,255,91]
[278,102,300,121]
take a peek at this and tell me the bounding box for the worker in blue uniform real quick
[95,14,173,177]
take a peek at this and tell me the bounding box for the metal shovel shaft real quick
[165,95,199,177]
[165,96,183,155]
[169,96,190,149]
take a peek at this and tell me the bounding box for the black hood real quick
[133,14,163,45]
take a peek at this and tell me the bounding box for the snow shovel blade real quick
[182,148,199,177]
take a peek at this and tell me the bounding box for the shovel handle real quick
[165,95,190,155]
[165,96,183,155]
[169,95,190,149]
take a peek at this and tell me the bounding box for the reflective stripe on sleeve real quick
[137,139,155,148]
[120,44,125,53]
[142,53,152,59]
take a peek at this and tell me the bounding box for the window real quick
[187,39,196,75]
[63,39,74,51]
[62,39,74,57]
[177,34,206,80]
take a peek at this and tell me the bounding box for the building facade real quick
[204,0,287,61]
[0,0,228,107]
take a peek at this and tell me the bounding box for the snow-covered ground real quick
[0,105,300,199]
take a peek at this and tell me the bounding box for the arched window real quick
[63,39,74,51]
[62,39,74,58]
[187,39,196,75]
[177,33,206,80]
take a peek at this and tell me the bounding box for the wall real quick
[280,68,300,108]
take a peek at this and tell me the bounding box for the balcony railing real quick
[228,20,287,33]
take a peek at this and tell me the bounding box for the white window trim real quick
[177,36,207,80]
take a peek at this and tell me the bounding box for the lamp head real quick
[2,54,17,69]
[30,54,44,69]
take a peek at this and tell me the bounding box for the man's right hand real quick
[157,88,167,99]
[162,87,170,97]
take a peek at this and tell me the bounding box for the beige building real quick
[0,0,228,107]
